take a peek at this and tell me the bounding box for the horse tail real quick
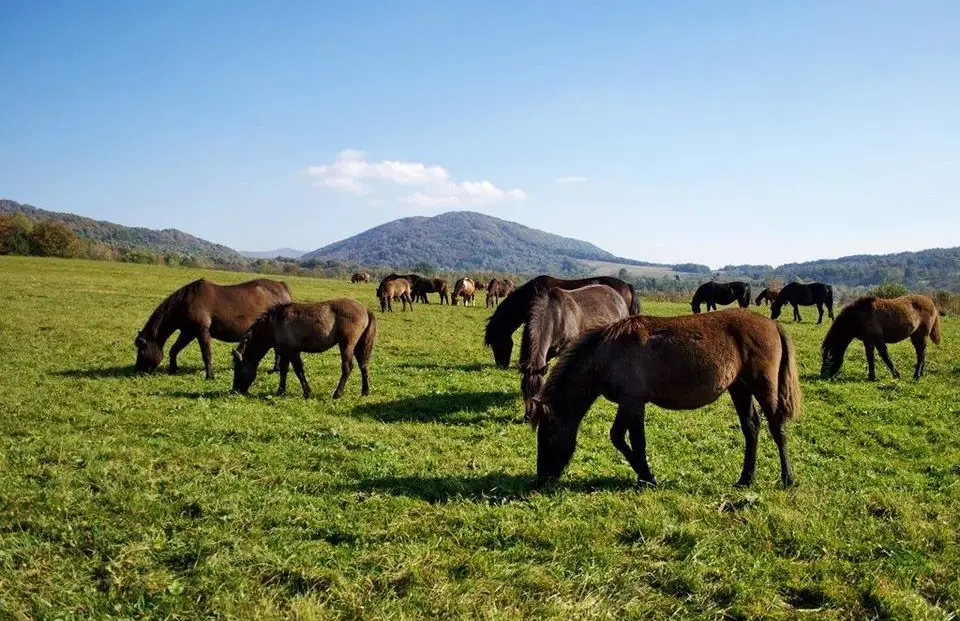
[742,283,752,308]
[775,322,802,421]
[355,309,378,363]
[825,285,834,314]
[930,310,942,345]
[627,284,641,315]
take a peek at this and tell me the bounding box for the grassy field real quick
[1,256,958,620]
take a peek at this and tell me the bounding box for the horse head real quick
[134,332,163,372]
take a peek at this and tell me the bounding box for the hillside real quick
[718,247,960,290]
[302,211,700,275]
[240,248,306,259]
[0,199,245,265]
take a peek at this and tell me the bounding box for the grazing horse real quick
[452,278,477,306]
[232,299,377,399]
[485,275,641,369]
[755,287,780,306]
[527,310,802,488]
[691,281,751,313]
[379,274,426,302]
[377,278,413,312]
[485,278,515,308]
[350,272,371,284]
[135,278,291,379]
[475,280,488,291]
[771,282,834,324]
[519,284,629,408]
[412,278,451,304]
[821,295,941,381]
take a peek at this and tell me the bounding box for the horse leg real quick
[911,333,927,379]
[875,342,900,379]
[167,331,195,375]
[793,303,801,322]
[753,380,795,487]
[198,327,215,380]
[268,350,281,374]
[357,343,371,397]
[623,402,656,486]
[275,355,290,396]
[865,342,877,380]
[333,342,355,399]
[729,382,760,487]
[289,352,312,399]
[816,303,824,324]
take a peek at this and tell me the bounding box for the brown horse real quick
[413,278,451,304]
[754,287,780,306]
[519,284,629,408]
[821,295,941,381]
[485,278,515,308]
[485,275,641,368]
[135,278,291,379]
[691,281,752,313]
[452,278,477,306]
[475,280,488,291]
[350,272,371,284]
[232,299,377,399]
[527,309,801,489]
[377,278,413,312]
[380,273,426,301]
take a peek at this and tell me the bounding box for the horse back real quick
[275,299,369,353]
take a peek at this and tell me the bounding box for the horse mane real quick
[821,298,871,352]
[141,279,205,340]
[236,302,292,358]
[484,277,548,347]
[520,288,557,370]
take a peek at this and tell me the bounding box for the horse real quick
[376,278,413,312]
[232,299,377,400]
[691,281,751,313]
[771,282,834,324]
[485,278,515,308]
[484,276,641,368]
[379,274,426,302]
[350,272,371,284]
[452,278,477,306]
[134,278,291,380]
[821,295,941,381]
[519,284,629,408]
[526,309,802,489]
[475,280,488,291]
[754,287,780,306]
[412,278,450,304]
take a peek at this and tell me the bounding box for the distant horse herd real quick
[135,273,943,489]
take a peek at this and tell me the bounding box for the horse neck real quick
[541,336,605,424]
[240,321,274,366]
[823,313,856,355]
[141,299,181,346]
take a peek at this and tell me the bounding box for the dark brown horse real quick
[135,278,291,379]
[821,295,941,381]
[350,272,371,284]
[691,281,751,313]
[754,287,780,306]
[377,278,413,312]
[485,278,515,308]
[380,273,425,299]
[519,284,629,408]
[452,278,477,306]
[771,282,834,324]
[484,275,641,368]
[232,299,377,399]
[527,310,801,489]
[412,278,450,304]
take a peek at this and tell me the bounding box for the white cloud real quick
[556,175,588,184]
[306,149,526,206]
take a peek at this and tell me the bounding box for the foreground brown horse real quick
[485,275,641,368]
[527,310,801,488]
[412,278,450,304]
[691,281,751,313]
[755,287,780,306]
[135,278,291,379]
[485,278,514,308]
[232,299,377,399]
[452,278,476,306]
[350,272,371,283]
[771,282,834,324]
[520,284,629,407]
[821,295,941,381]
[377,278,413,312]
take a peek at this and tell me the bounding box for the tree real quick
[0,213,34,255]
[28,220,80,257]
[873,282,909,299]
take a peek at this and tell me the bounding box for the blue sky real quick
[1,1,958,267]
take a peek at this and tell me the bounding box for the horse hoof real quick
[733,479,754,488]
[331,392,342,400]
[782,477,797,488]
[637,477,657,489]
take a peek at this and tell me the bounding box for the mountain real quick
[240,248,306,259]
[301,211,702,275]
[0,199,245,265]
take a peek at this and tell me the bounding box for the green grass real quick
[1,256,959,620]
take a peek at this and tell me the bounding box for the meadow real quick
[1,256,958,620]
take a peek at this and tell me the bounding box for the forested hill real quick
[302,210,691,274]
[718,247,960,290]
[0,199,245,265]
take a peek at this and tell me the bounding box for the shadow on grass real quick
[346,472,635,504]
[54,365,140,379]
[394,361,491,373]
[159,389,235,400]
[352,390,519,425]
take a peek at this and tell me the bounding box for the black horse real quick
[771,282,834,324]
[691,281,751,313]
